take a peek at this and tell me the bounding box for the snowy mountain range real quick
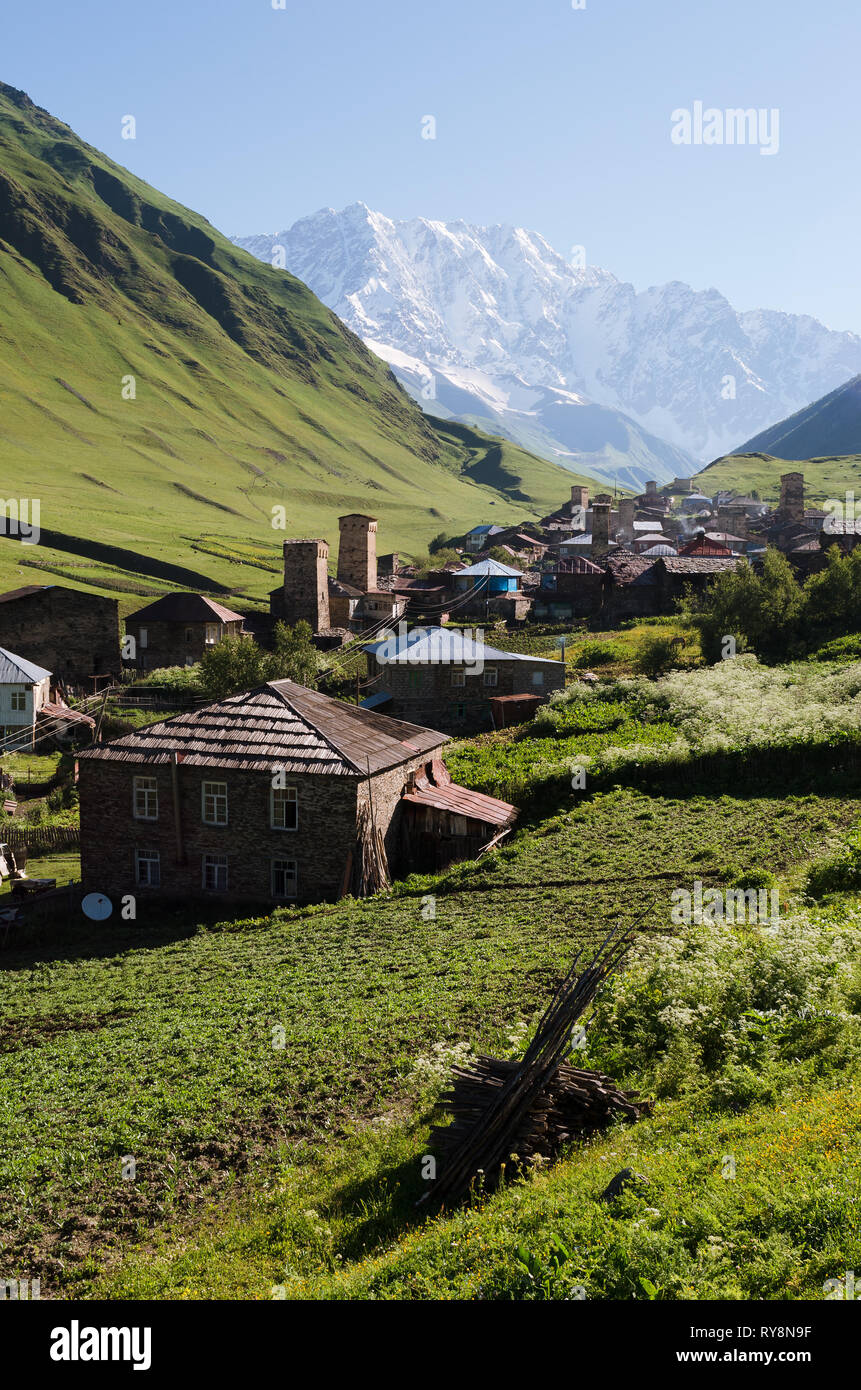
[234,204,861,490]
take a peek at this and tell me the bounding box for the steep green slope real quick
[0,82,580,607]
[698,451,861,506]
[733,373,861,461]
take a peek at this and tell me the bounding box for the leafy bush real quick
[587,913,861,1101]
[572,639,625,668]
[633,633,682,678]
[809,633,861,662]
[806,828,861,898]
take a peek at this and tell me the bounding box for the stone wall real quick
[124,618,242,672]
[338,515,377,593]
[277,539,330,632]
[370,655,564,734]
[79,750,438,906]
[0,587,119,681]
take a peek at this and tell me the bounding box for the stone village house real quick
[77,679,516,905]
[362,626,566,735]
[123,593,245,672]
[0,585,120,686]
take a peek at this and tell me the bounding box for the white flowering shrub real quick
[586,910,861,1106]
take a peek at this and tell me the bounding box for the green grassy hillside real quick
[0,82,581,610]
[697,451,861,506]
[734,373,861,460]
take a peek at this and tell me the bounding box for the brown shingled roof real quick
[125,593,245,625]
[78,679,447,776]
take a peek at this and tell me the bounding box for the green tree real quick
[267,620,318,687]
[677,549,803,663]
[198,635,267,700]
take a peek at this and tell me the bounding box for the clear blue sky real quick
[6,0,861,330]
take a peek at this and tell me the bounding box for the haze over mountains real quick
[236,205,861,491]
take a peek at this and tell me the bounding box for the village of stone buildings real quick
[0,468,848,915]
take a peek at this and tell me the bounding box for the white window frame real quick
[10,689,26,712]
[133,775,158,821]
[202,780,228,826]
[483,667,498,688]
[204,623,220,646]
[450,669,466,688]
[271,785,298,831]
[135,849,160,887]
[202,854,228,891]
[531,670,545,687]
[271,858,298,899]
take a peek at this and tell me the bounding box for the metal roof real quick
[0,646,51,684]
[402,782,516,826]
[455,558,522,577]
[365,626,562,666]
[78,679,447,776]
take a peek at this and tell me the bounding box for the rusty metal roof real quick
[78,679,446,776]
[402,782,517,826]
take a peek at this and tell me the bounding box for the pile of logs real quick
[424,925,651,1207]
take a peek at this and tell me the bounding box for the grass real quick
[0,779,856,1297]
[698,451,861,507]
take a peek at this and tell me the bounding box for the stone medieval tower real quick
[338,514,377,593]
[778,472,805,525]
[280,539,330,633]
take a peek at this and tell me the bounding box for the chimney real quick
[591,502,611,558]
[338,514,378,593]
[778,472,804,526]
[278,539,330,633]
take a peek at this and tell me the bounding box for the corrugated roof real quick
[78,679,447,775]
[456,558,522,577]
[126,593,245,625]
[402,782,516,827]
[365,626,562,665]
[0,645,51,684]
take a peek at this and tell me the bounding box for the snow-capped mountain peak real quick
[233,207,861,488]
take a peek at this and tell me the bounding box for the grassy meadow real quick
[3,653,861,1299]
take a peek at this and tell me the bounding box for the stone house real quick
[77,679,516,906]
[0,585,120,685]
[363,626,565,734]
[0,646,51,749]
[124,593,244,672]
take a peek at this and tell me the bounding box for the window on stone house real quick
[185,627,194,644]
[139,626,148,648]
[202,854,228,891]
[133,775,158,820]
[408,669,422,690]
[483,667,498,688]
[10,690,26,711]
[271,858,297,899]
[205,623,219,645]
[532,670,545,687]
[450,668,466,687]
[135,849,160,887]
[271,785,298,830]
[452,703,466,720]
[202,781,228,825]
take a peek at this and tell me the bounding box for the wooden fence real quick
[2,825,80,853]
